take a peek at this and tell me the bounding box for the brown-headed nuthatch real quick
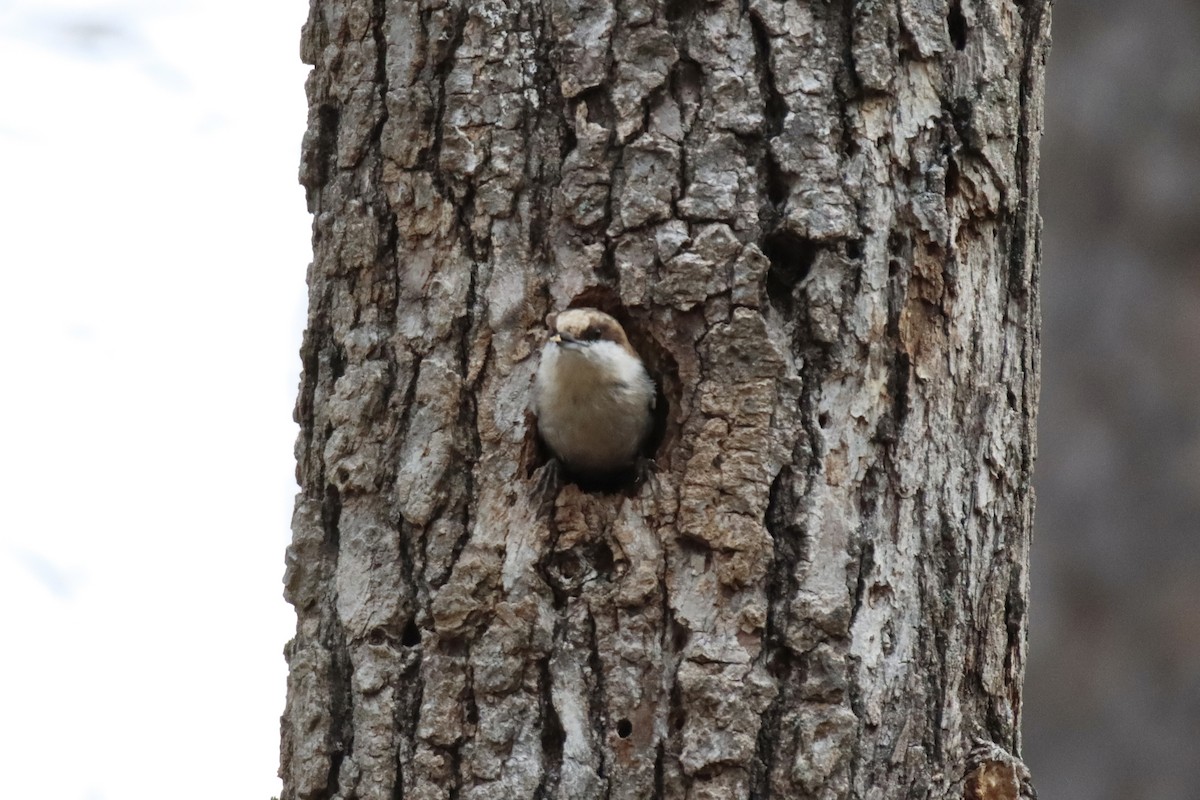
[533,308,656,480]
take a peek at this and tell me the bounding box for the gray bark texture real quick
[281,0,1051,798]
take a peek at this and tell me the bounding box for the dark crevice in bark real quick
[305,105,340,199]
[328,339,347,383]
[323,610,355,800]
[535,655,565,800]
[295,325,324,480]
[322,484,343,551]
[1003,564,1028,748]
[653,741,666,798]
[325,750,346,800]
[753,651,792,799]
[946,96,985,158]
[660,593,686,791]
[748,4,791,254]
[369,0,391,137]
[919,505,954,765]
[947,0,968,50]
[561,122,578,161]
[395,646,423,800]
[746,10,787,138]
[447,739,464,800]
[756,465,807,799]
[763,153,788,208]
[528,10,565,261]
[1005,0,1049,299]
[667,667,688,794]
[850,539,876,622]
[831,0,862,105]
[886,350,912,435]
[585,612,611,794]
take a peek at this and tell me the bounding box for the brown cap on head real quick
[549,308,637,357]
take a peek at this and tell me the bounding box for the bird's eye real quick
[582,327,600,341]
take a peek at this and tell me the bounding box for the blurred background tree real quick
[1026,1,1200,798]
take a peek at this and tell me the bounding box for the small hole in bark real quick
[368,629,388,646]
[1007,389,1018,410]
[888,259,901,277]
[617,718,633,738]
[818,412,830,429]
[846,239,864,259]
[401,620,421,647]
[763,230,816,290]
[948,1,967,50]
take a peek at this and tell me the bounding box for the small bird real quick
[533,308,656,483]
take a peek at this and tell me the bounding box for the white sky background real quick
[0,1,311,798]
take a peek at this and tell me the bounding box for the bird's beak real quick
[550,334,562,344]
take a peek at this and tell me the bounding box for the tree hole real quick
[616,718,633,738]
[528,292,676,495]
[763,229,817,312]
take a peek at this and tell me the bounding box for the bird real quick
[532,307,656,485]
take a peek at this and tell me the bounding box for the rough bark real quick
[281,1,1050,799]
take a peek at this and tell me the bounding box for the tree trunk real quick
[281,1,1051,798]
